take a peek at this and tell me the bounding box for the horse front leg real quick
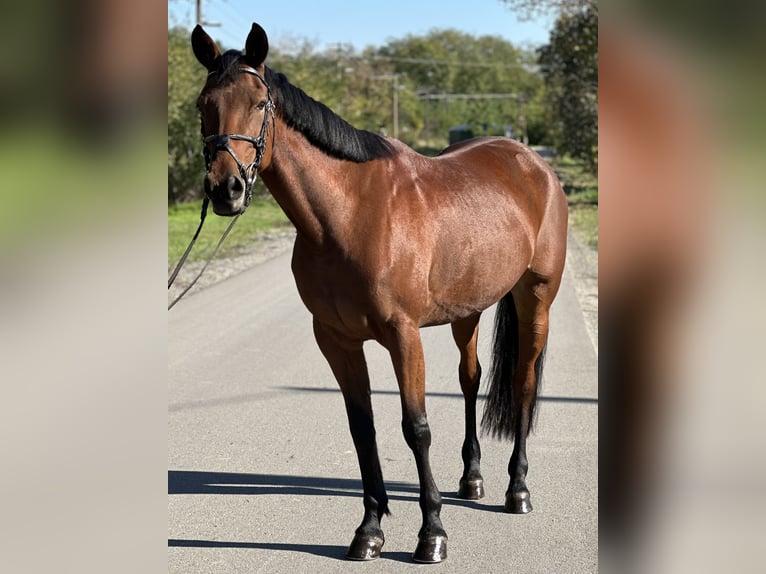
[313,320,388,560]
[384,320,447,563]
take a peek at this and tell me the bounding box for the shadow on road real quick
[168,538,415,563]
[280,385,598,404]
[168,470,504,513]
[168,538,348,561]
[169,387,597,414]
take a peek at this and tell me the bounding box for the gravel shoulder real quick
[168,229,297,304]
[565,228,599,354]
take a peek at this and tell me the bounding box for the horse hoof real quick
[413,535,448,563]
[457,478,485,500]
[346,534,384,561]
[505,490,533,514]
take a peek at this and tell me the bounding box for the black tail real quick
[481,292,546,440]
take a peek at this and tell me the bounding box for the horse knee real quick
[402,416,431,452]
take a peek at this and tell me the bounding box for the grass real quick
[168,195,291,266]
[568,205,599,249]
[550,155,598,249]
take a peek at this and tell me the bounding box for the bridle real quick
[201,65,275,209]
[168,65,275,310]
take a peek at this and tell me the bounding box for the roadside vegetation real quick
[168,195,290,266]
[553,155,598,249]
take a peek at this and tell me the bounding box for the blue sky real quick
[168,0,555,52]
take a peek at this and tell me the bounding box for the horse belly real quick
[423,228,533,325]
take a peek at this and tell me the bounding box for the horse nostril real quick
[227,175,244,196]
[203,176,213,196]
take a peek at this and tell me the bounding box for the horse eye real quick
[255,101,266,111]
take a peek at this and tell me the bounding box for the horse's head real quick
[191,24,274,216]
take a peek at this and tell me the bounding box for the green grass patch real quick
[566,188,599,206]
[569,205,598,249]
[550,155,598,250]
[553,155,598,203]
[168,195,291,266]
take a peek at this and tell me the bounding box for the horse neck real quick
[260,121,367,249]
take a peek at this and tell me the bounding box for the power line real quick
[369,55,537,72]
[419,93,520,100]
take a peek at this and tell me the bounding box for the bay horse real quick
[191,23,567,563]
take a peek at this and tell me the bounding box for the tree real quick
[266,42,402,137]
[377,30,547,145]
[168,26,207,204]
[498,0,596,20]
[537,4,597,172]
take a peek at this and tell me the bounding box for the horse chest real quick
[291,250,386,339]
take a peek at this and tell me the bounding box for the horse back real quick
[440,136,566,250]
[353,137,567,326]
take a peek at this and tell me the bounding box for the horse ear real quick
[191,25,221,71]
[245,23,269,66]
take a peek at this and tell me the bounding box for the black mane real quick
[264,67,394,163]
[206,52,393,162]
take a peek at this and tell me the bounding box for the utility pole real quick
[392,74,399,140]
[372,74,401,139]
[196,0,220,27]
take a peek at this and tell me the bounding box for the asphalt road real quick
[169,244,598,573]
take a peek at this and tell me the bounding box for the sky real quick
[168,0,555,52]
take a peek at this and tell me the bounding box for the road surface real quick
[169,239,598,573]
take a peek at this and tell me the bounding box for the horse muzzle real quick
[204,173,248,216]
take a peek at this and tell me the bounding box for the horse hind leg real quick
[451,314,485,500]
[481,276,554,514]
[506,276,555,514]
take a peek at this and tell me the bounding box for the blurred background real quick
[1,0,765,572]
[0,1,167,573]
[599,2,766,573]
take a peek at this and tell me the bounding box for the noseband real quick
[202,65,274,208]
